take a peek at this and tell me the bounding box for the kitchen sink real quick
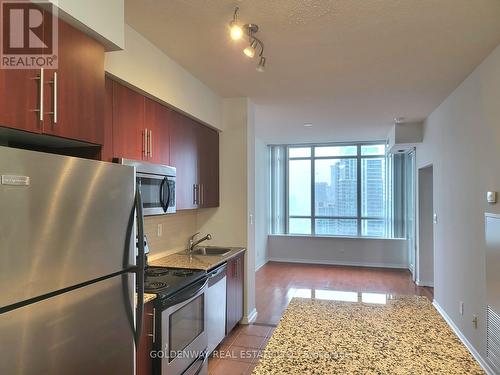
[192,247,232,256]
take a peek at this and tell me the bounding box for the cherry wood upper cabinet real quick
[0,14,105,145]
[0,68,43,134]
[170,112,199,210]
[112,81,145,161]
[144,98,170,165]
[197,123,219,208]
[42,17,104,144]
[101,77,114,162]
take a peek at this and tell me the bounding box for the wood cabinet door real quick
[144,98,170,165]
[0,68,43,134]
[170,112,198,210]
[137,302,154,375]
[100,76,114,162]
[112,81,145,160]
[197,125,219,208]
[234,254,244,324]
[226,254,244,334]
[43,17,105,144]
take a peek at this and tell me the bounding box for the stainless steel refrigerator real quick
[0,146,143,375]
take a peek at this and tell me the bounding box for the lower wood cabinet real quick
[137,301,154,375]
[226,253,244,334]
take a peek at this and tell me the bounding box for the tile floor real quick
[208,262,433,375]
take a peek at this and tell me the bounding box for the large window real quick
[286,143,387,237]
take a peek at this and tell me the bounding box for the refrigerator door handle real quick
[135,186,145,345]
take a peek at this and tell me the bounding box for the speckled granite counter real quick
[150,247,245,271]
[253,295,484,375]
[135,293,156,305]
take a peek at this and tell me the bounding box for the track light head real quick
[228,7,243,40]
[243,39,258,58]
[257,56,266,72]
[229,22,243,40]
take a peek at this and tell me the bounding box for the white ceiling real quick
[125,0,500,143]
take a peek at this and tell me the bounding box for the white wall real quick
[416,43,500,361]
[417,166,434,287]
[269,236,408,269]
[49,0,124,50]
[255,138,270,270]
[105,25,222,130]
[197,98,257,324]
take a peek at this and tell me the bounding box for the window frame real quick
[286,141,387,237]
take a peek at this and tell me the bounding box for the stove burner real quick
[146,268,170,276]
[172,269,195,277]
[146,281,168,290]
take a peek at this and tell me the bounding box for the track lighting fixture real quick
[228,7,268,72]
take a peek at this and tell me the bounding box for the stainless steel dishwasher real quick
[206,263,227,354]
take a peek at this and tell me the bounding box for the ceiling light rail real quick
[228,7,267,72]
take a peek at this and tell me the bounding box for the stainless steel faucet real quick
[187,232,212,254]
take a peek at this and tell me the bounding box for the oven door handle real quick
[187,350,208,375]
[162,278,208,308]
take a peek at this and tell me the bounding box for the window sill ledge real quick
[268,234,406,241]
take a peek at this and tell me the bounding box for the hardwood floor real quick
[209,262,433,375]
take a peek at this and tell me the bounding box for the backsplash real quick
[144,210,198,260]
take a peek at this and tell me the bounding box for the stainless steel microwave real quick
[116,158,176,216]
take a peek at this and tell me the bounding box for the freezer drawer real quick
[0,273,135,375]
[0,146,135,308]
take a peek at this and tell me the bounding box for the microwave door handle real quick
[159,177,169,213]
[135,186,145,345]
[164,177,171,212]
[159,177,166,212]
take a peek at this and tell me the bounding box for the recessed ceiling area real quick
[125,0,500,143]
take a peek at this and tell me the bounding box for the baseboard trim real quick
[255,259,268,272]
[240,308,258,325]
[268,257,408,269]
[433,300,495,375]
[416,279,434,287]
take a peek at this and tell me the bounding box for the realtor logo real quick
[1,0,58,69]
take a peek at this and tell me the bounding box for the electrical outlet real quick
[472,315,478,329]
[157,224,163,237]
[459,301,464,316]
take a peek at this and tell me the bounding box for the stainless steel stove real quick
[144,266,208,375]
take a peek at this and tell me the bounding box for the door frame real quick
[416,164,434,287]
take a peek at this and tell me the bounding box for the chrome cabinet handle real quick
[47,72,57,124]
[193,184,198,205]
[146,309,156,343]
[200,183,204,206]
[31,68,44,121]
[143,129,147,158]
[149,129,153,158]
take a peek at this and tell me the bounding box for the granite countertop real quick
[144,293,156,304]
[150,247,245,271]
[253,295,485,375]
[135,293,157,305]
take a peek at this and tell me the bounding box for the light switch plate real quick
[487,191,497,204]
